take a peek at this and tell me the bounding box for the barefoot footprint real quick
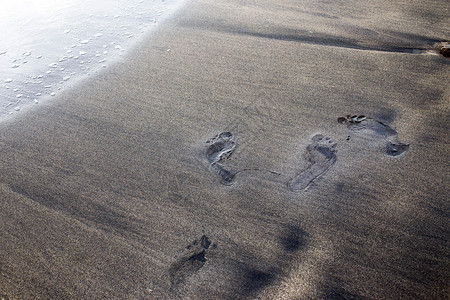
[338,115,409,156]
[169,234,216,294]
[289,134,337,191]
[206,132,236,185]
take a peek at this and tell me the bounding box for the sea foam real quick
[0,0,183,119]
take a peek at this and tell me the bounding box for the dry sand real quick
[1,0,449,299]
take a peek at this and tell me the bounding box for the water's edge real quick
[0,0,186,122]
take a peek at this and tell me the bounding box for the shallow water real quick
[0,0,181,118]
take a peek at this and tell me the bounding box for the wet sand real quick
[1,0,449,299]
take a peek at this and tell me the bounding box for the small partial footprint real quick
[206,132,236,185]
[167,173,201,205]
[169,234,216,294]
[338,115,409,156]
[338,115,397,137]
[289,134,337,191]
[386,141,410,156]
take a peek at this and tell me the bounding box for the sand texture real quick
[1,0,449,299]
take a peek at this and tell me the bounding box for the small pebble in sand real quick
[440,45,450,57]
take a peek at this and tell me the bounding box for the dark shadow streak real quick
[9,184,141,236]
[180,21,444,54]
[229,30,437,53]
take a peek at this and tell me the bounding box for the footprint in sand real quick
[167,173,201,205]
[289,134,337,191]
[386,141,410,156]
[338,115,409,156]
[206,132,236,185]
[168,234,216,295]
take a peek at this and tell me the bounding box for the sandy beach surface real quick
[1,0,449,299]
